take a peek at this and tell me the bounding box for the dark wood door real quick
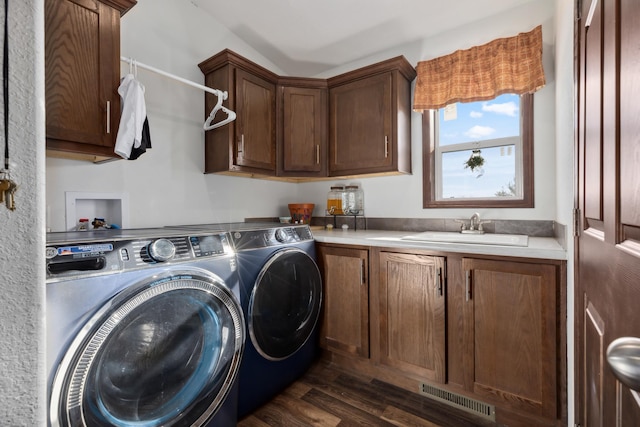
[278,85,328,177]
[234,68,276,172]
[316,245,369,358]
[329,72,392,175]
[45,0,123,158]
[378,251,446,383]
[576,0,640,425]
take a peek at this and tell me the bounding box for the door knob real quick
[606,337,640,392]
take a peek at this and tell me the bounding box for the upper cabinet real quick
[328,57,416,177]
[45,0,137,162]
[198,50,279,176]
[199,50,415,181]
[277,78,328,178]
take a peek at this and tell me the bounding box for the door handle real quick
[607,337,640,392]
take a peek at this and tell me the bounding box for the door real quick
[49,269,245,427]
[278,85,328,177]
[464,258,558,420]
[317,245,370,358]
[234,68,276,173]
[248,248,322,360]
[577,0,640,425]
[329,72,393,175]
[378,251,446,383]
[45,0,123,157]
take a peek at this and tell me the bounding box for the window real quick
[422,93,534,208]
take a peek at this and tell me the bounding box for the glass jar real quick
[326,185,344,215]
[344,185,364,215]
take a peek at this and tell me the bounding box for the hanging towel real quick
[115,74,152,159]
[129,117,152,160]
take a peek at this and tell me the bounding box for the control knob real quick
[274,228,289,243]
[147,238,176,262]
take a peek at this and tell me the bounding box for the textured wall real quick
[0,0,46,425]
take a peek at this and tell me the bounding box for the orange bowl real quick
[288,203,315,224]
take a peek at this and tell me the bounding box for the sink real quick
[401,231,529,247]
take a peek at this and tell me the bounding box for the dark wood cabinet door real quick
[378,251,446,383]
[45,0,131,160]
[576,0,640,425]
[317,245,369,358]
[462,258,558,421]
[234,69,276,173]
[278,85,327,177]
[329,72,393,175]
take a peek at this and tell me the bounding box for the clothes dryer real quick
[46,228,245,427]
[228,224,323,418]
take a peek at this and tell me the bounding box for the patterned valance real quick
[413,25,545,111]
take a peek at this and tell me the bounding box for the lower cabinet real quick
[459,257,562,424]
[316,244,369,358]
[317,243,566,427]
[377,250,446,383]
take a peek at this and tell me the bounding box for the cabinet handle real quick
[106,101,111,134]
[465,270,472,302]
[437,267,443,296]
[238,134,244,155]
[384,136,389,158]
[360,259,366,285]
[316,145,320,164]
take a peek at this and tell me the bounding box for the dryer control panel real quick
[231,225,313,251]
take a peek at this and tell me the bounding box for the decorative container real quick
[288,203,315,224]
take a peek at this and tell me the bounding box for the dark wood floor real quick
[238,358,502,427]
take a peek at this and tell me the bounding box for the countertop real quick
[311,228,567,260]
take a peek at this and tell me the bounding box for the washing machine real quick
[46,228,245,427]
[228,223,323,418]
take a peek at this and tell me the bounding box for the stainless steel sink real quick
[401,231,529,247]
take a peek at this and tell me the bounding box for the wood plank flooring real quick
[238,358,502,427]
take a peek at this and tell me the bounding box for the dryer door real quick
[248,248,322,360]
[49,268,244,427]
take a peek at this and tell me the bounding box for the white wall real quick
[554,1,576,425]
[301,0,559,222]
[46,0,561,231]
[0,1,46,425]
[46,0,301,231]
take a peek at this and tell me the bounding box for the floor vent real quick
[419,382,496,421]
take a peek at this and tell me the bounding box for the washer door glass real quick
[249,249,322,360]
[50,269,244,427]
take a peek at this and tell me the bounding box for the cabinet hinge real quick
[573,207,581,237]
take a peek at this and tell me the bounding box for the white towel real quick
[115,74,147,159]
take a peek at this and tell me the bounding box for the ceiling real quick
[189,0,536,76]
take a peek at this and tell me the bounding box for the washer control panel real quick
[46,232,233,281]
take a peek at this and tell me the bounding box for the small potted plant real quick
[464,149,485,172]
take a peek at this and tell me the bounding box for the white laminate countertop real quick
[311,229,567,260]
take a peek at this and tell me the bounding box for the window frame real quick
[422,93,534,208]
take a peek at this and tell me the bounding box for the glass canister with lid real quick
[344,185,364,215]
[326,185,345,215]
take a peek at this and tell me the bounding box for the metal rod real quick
[120,56,226,98]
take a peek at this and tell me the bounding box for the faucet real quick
[454,212,489,233]
[469,212,480,231]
